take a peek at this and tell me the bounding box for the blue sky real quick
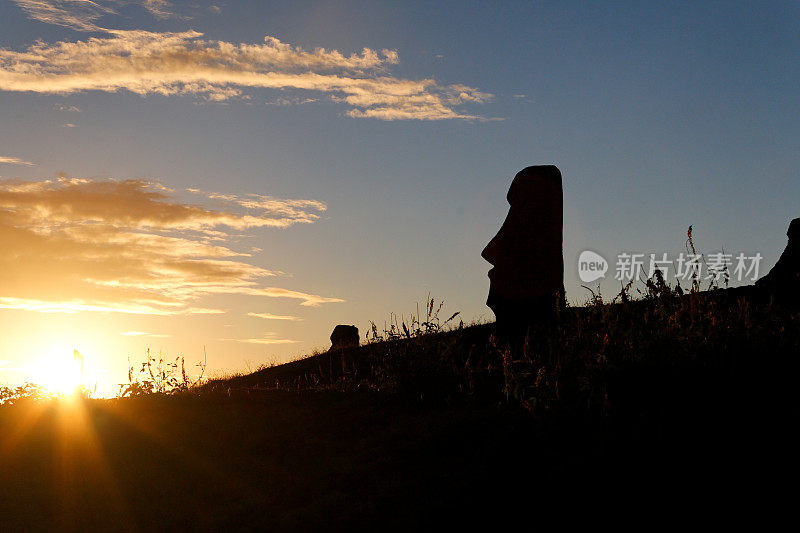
[1,1,798,393]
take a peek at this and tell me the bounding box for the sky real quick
[1,0,798,395]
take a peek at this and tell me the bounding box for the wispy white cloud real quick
[0,296,223,315]
[265,97,319,107]
[141,0,179,20]
[185,187,327,226]
[241,288,342,307]
[221,334,299,345]
[247,312,303,321]
[120,331,171,337]
[12,0,116,31]
[0,29,491,120]
[0,176,342,315]
[11,1,185,30]
[0,156,35,166]
[54,103,81,112]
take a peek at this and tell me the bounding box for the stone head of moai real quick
[481,165,565,340]
[756,217,800,299]
[330,324,359,351]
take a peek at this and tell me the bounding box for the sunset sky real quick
[1,1,798,394]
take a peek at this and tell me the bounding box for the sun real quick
[27,347,90,396]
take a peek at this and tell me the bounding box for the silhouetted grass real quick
[204,288,798,424]
[2,281,797,529]
[119,347,207,397]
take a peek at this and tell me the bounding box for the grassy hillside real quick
[205,287,798,421]
[1,288,797,529]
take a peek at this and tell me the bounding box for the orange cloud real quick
[0,176,342,315]
[0,156,35,166]
[247,312,303,321]
[220,334,299,345]
[0,29,490,120]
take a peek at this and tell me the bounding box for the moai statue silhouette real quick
[756,218,800,303]
[482,165,565,348]
[330,324,359,350]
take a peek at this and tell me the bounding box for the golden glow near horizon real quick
[25,349,86,396]
[0,176,345,396]
[21,346,104,397]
